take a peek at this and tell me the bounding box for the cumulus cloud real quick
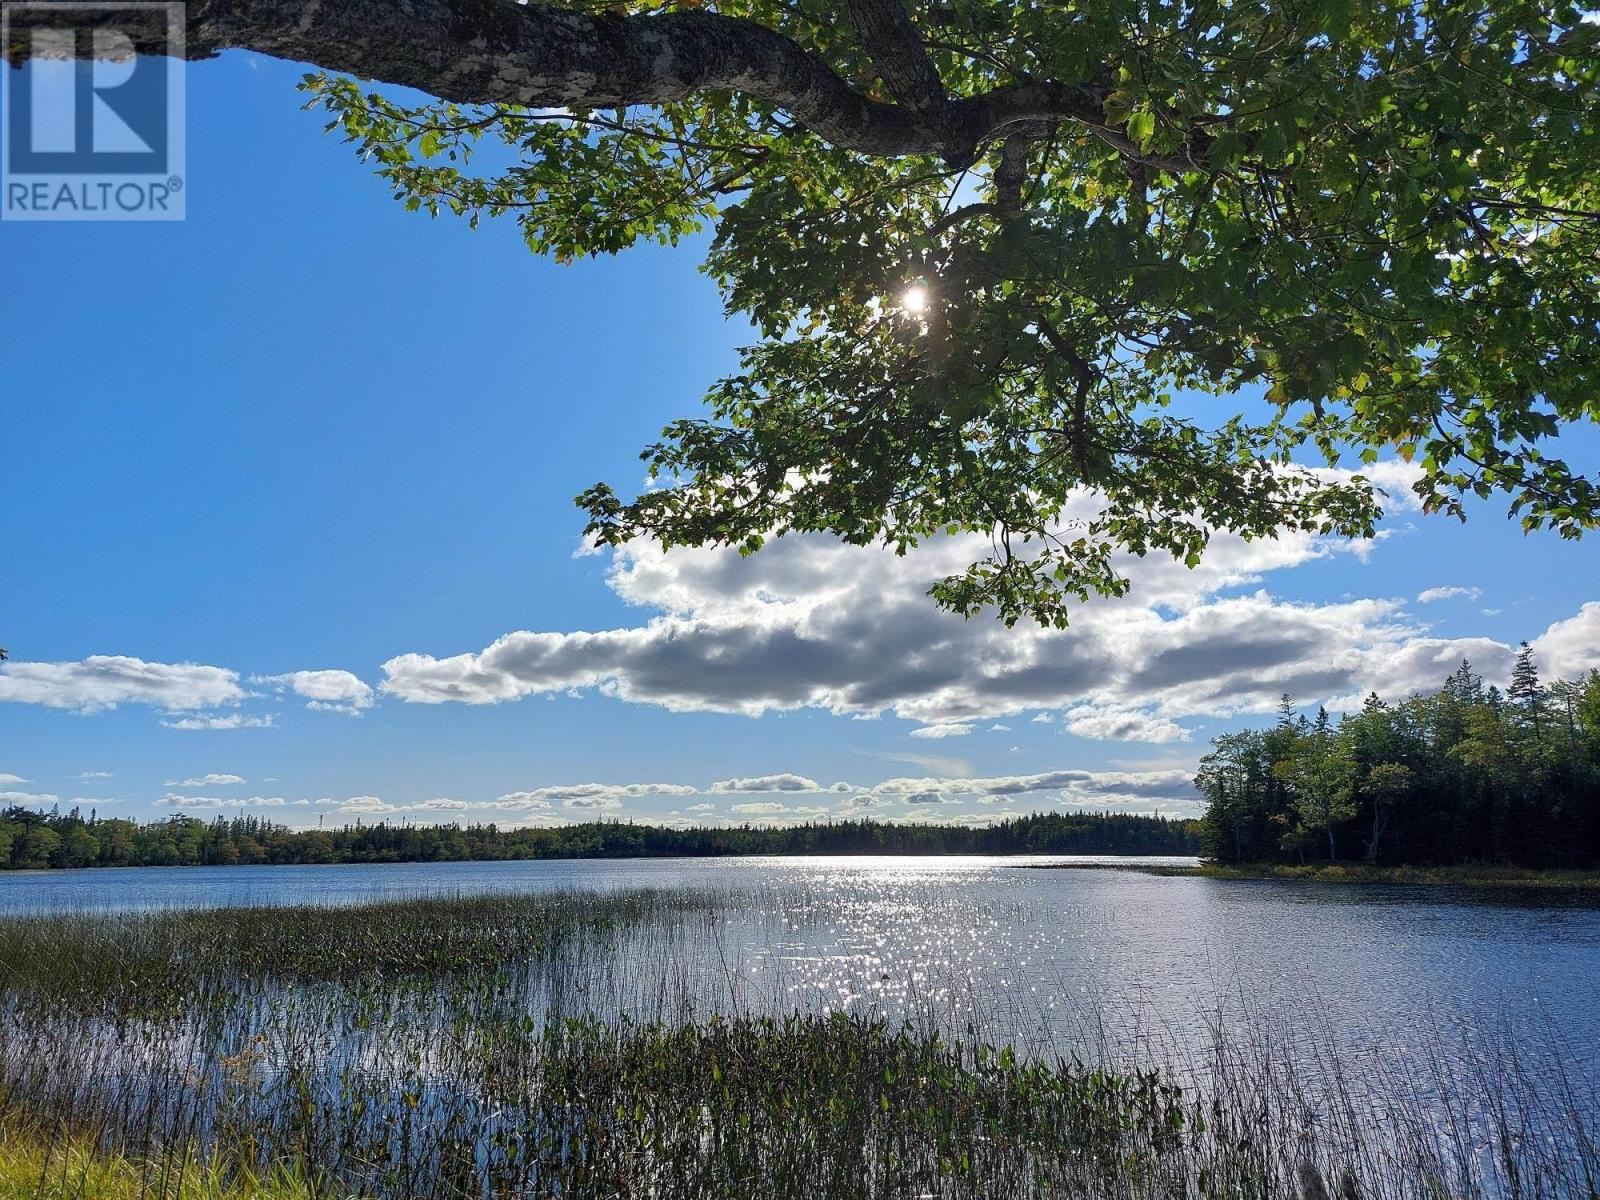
[1532,602,1600,677]
[685,802,717,813]
[489,792,554,811]
[377,490,1562,739]
[565,795,622,811]
[155,794,287,809]
[155,795,228,809]
[708,773,821,794]
[168,773,244,788]
[379,505,1386,734]
[0,774,28,785]
[863,768,1197,809]
[730,801,790,815]
[78,771,112,780]
[1,790,59,807]
[909,723,975,740]
[162,714,275,731]
[489,782,697,811]
[0,656,247,714]
[1062,704,1191,744]
[836,793,881,809]
[256,669,375,715]
[1417,586,1483,604]
[1313,459,1426,513]
[335,795,394,814]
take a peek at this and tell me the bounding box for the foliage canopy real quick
[303,0,1600,624]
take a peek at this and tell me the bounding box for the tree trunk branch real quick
[2,0,1108,165]
[842,0,946,116]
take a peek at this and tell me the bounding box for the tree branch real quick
[842,0,946,116]
[2,0,1108,166]
[992,127,1041,213]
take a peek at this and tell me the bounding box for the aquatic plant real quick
[0,889,1594,1198]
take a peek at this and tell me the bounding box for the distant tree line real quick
[0,809,1200,871]
[1198,649,1600,868]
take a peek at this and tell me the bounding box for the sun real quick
[901,284,929,314]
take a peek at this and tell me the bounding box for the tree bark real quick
[2,0,1107,166]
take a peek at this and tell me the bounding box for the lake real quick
[3,853,1597,1085]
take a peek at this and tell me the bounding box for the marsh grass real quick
[0,1113,324,1200]
[0,888,1595,1198]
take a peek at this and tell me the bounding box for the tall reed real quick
[0,888,1593,1198]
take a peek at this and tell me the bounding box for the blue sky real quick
[2,54,1596,828]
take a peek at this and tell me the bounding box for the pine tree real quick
[1508,642,1546,742]
[1447,659,1483,704]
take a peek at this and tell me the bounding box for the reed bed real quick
[0,887,1594,1199]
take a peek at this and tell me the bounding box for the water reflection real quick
[2,855,1597,1085]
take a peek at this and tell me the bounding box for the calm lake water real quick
[3,854,1598,1087]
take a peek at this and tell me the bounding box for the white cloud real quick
[564,795,621,811]
[411,798,469,811]
[685,802,716,813]
[379,499,1395,734]
[155,794,287,809]
[380,472,1585,740]
[708,773,820,793]
[336,795,394,814]
[1417,586,1483,604]
[909,722,974,739]
[256,669,375,715]
[489,782,696,811]
[730,801,791,815]
[306,795,394,814]
[1062,704,1190,744]
[489,792,554,811]
[0,774,28,785]
[1,790,59,807]
[168,773,245,788]
[1317,459,1426,513]
[162,714,275,731]
[1532,602,1600,677]
[0,656,247,714]
[156,795,229,808]
[836,793,882,810]
[863,768,1197,810]
[78,771,112,780]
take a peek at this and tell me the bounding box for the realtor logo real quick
[1,2,185,220]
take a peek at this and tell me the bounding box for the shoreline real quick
[1022,861,1600,889]
[0,850,1201,876]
